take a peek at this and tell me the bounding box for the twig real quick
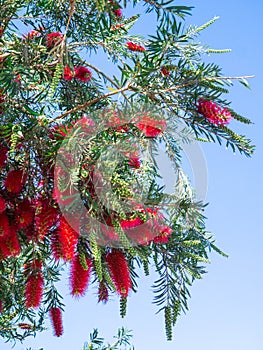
[52,83,132,121]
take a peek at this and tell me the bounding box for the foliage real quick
[83,327,134,350]
[0,0,254,344]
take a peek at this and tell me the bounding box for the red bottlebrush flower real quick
[51,217,79,261]
[153,226,172,244]
[24,30,40,40]
[126,41,146,52]
[120,217,143,230]
[105,250,131,297]
[4,169,26,194]
[0,197,6,213]
[197,98,232,126]
[136,115,166,137]
[0,228,20,262]
[70,254,92,297]
[2,225,21,257]
[16,198,35,229]
[74,66,92,82]
[25,260,44,308]
[0,144,8,168]
[14,74,21,83]
[49,307,63,337]
[110,23,125,31]
[0,212,9,237]
[0,300,3,313]
[113,8,122,17]
[161,66,170,76]
[98,281,109,303]
[35,201,59,239]
[128,156,140,169]
[63,65,74,81]
[46,32,63,48]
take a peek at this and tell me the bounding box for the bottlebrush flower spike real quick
[126,41,146,52]
[4,169,26,194]
[161,66,170,76]
[0,196,6,213]
[0,144,8,168]
[74,66,92,82]
[153,226,172,244]
[0,225,21,260]
[51,217,79,261]
[46,32,63,48]
[49,307,63,337]
[128,156,140,168]
[25,260,44,308]
[135,115,166,137]
[0,212,10,237]
[63,65,74,81]
[16,198,35,229]
[24,30,41,40]
[5,225,21,256]
[113,8,122,17]
[197,98,233,126]
[35,200,59,239]
[98,281,109,303]
[70,253,92,297]
[105,250,131,298]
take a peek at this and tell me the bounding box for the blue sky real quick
[1,1,263,349]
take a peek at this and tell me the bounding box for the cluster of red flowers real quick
[126,41,146,52]
[63,65,92,82]
[197,98,232,126]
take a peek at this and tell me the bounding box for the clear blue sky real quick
[1,1,263,349]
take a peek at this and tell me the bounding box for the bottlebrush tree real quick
[0,0,254,343]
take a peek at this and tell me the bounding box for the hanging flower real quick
[74,66,92,82]
[63,65,74,81]
[0,212,10,237]
[197,98,233,126]
[51,217,79,261]
[16,199,35,229]
[126,41,146,52]
[70,254,92,297]
[0,144,8,168]
[105,250,131,297]
[0,197,6,214]
[46,32,63,48]
[35,200,60,240]
[0,225,21,260]
[25,260,44,309]
[4,169,26,194]
[49,308,63,337]
[98,281,109,303]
